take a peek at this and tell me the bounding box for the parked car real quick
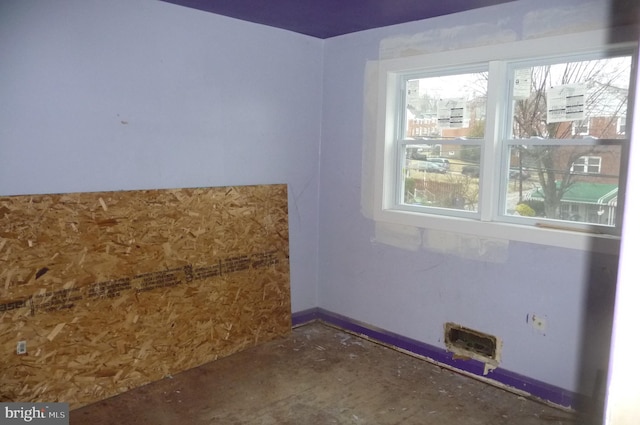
[417,160,447,173]
[426,158,450,170]
[461,165,480,177]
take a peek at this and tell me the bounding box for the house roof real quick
[526,182,618,205]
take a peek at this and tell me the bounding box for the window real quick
[572,119,590,136]
[617,116,627,134]
[571,156,602,174]
[374,30,637,249]
[401,70,486,215]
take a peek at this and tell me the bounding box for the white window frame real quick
[572,156,602,174]
[373,29,637,253]
[617,115,627,135]
[572,119,591,136]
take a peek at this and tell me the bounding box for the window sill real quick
[375,208,621,255]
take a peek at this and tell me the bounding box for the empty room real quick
[1,0,639,424]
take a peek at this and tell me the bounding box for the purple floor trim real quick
[291,308,580,409]
[291,308,321,327]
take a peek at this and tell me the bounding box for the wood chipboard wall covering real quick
[0,184,291,408]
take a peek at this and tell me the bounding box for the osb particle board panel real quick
[0,184,290,409]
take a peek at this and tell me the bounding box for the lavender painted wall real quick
[0,0,323,312]
[319,0,628,396]
[0,0,633,405]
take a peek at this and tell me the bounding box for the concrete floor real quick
[71,322,577,425]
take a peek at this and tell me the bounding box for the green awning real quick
[526,182,618,205]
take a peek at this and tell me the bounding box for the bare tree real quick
[512,57,631,219]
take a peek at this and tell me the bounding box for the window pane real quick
[405,72,488,139]
[402,144,481,212]
[511,56,632,139]
[504,144,621,227]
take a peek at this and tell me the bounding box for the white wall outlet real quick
[16,340,27,355]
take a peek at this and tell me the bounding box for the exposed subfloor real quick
[71,322,577,425]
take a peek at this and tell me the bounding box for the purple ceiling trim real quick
[160,0,516,38]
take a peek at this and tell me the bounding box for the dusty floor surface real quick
[71,322,577,425]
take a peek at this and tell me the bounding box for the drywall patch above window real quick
[445,323,502,375]
[376,2,613,60]
[379,23,516,59]
[522,3,609,39]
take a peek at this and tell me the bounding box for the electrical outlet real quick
[16,340,27,355]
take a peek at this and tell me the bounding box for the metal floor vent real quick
[445,323,497,360]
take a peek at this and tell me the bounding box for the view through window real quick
[395,51,634,233]
[402,71,486,215]
[504,56,632,229]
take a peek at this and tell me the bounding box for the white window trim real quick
[572,119,591,136]
[572,156,602,174]
[617,115,627,135]
[373,29,637,254]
